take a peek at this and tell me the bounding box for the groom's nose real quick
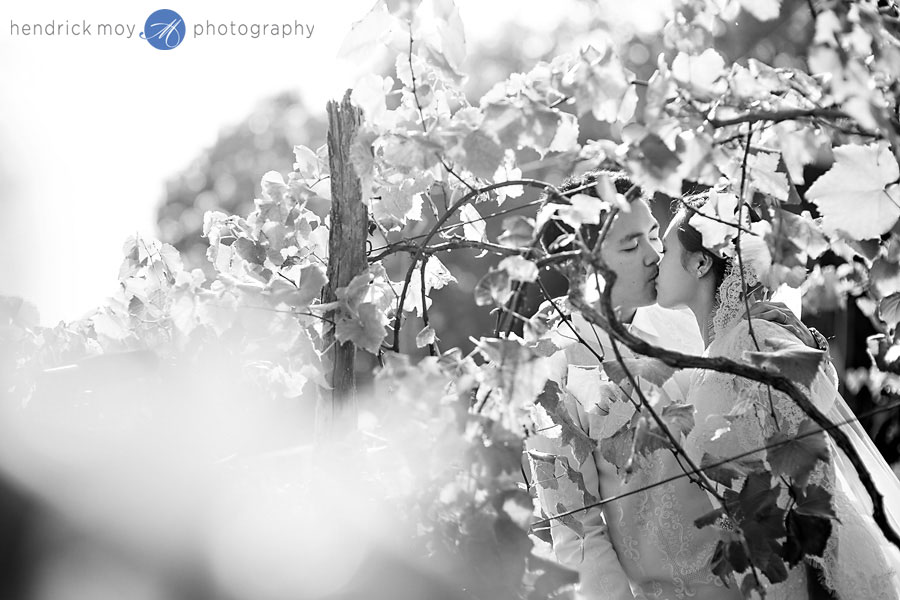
[643,243,661,266]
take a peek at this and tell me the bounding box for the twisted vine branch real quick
[568,207,900,549]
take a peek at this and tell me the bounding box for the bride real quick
[654,192,900,599]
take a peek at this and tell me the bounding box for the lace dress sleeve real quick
[688,319,900,600]
[686,319,834,467]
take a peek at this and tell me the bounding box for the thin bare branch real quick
[709,107,848,128]
[391,179,557,353]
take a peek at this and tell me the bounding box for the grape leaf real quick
[710,539,740,584]
[806,143,900,240]
[431,0,466,71]
[761,554,788,584]
[350,127,378,183]
[767,420,830,490]
[373,185,424,230]
[602,357,676,388]
[497,216,535,249]
[351,74,393,122]
[742,221,773,280]
[740,572,762,599]
[416,325,437,348]
[671,49,727,99]
[632,415,668,457]
[710,540,730,583]
[461,130,504,180]
[535,381,596,465]
[459,204,488,243]
[474,268,512,306]
[269,264,326,308]
[498,256,538,283]
[694,507,725,529]
[777,209,828,262]
[233,238,265,265]
[737,472,780,518]
[527,450,559,491]
[688,189,741,256]
[337,270,374,312]
[879,292,900,326]
[660,403,695,439]
[556,193,609,229]
[870,258,900,298]
[637,134,680,177]
[631,403,695,459]
[549,112,580,153]
[784,507,832,565]
[739,0,782,22]
[559,456,599,508]
[564,45,637,123]
[334,302,388,354]
[733,476,787,579]
[700,452,766,488]
[555,503,584,538]
[746,152,789,201]
[724,535,751,575]
[743,338,826,388]
[584,389,635,440]
[498,489,534,531]
[337,0,403,60]
[793,483,836,519]
[599,422,634,472]
[775,123,830,185]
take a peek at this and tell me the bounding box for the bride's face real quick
[656,219,699,309]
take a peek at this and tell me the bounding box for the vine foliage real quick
[6,0,900,598]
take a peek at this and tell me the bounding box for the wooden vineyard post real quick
[319,89,366,437]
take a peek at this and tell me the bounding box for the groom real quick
[527,170,821,599]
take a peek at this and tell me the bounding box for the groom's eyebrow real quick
[620,223,659,244]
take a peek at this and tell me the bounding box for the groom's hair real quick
[538,170,647,254]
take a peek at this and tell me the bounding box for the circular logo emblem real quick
[140,9,185,50]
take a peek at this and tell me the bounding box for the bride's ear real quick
[694,253,714,279]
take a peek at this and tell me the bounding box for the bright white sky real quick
[0,0,668,325]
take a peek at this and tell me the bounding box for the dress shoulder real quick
[709,317,803,358]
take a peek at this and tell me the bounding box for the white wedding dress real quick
[528,275,900,599]
[686,305,900,599]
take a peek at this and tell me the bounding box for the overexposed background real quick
[0,0,666,325]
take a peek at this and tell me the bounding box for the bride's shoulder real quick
[712,317,800,355]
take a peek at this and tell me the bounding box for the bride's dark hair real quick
[670,194,729,290]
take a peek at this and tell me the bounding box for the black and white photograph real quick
[2,1,900,599]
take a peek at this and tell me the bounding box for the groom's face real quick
[599,199,663,314]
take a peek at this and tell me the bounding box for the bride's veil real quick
[827,389,900,536]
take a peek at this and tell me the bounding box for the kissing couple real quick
[527,170,900,600]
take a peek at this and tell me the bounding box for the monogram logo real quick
[140,9,185,50]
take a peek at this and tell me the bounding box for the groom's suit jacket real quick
[527,304,707,600]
